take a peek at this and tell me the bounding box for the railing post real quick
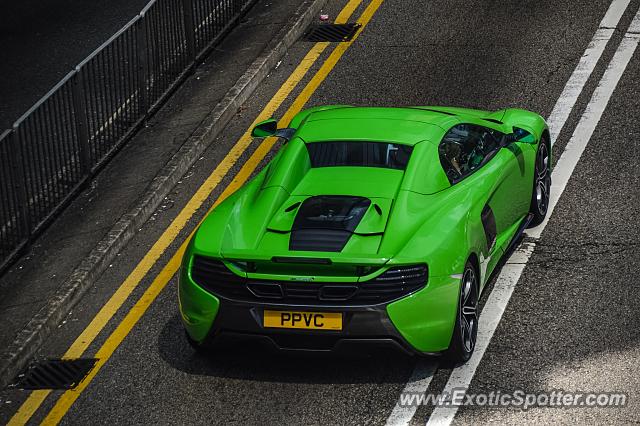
[71,69,92,175]
[136,14,150,115]
[7,128,31,239]
[182,0,196,61]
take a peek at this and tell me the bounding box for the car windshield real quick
[305,141,413,170]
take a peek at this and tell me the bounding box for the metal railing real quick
[0,0,256,273]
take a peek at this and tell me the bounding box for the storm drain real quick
[303,23,361,42]
[10,358,97,390]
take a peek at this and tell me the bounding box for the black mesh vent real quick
[289,196,371,252]
[191,258,427,306]
[303,23,361,42]
[192,256,246,299]
[289,229,351,252]
[11,358,97,390]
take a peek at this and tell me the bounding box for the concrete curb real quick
[0,0,326,388]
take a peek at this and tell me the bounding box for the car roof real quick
[296,107,460,146]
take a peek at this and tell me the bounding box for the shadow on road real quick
[157,313,419,384]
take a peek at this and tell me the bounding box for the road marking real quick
[427,6,640,426]
[546,0,631,143]
[10,1,385,424]
[6,0,365,424]
[529,4,640,238]
[384,1,635,425]
[386,363,437,426]
[9,41,329,426]
[425,243,535,426]
[43,1,382,422]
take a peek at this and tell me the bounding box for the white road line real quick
[427,6,640,426]
[386,362,438,426]
[546,0,631,144]
[529,9,640,239]
[385,1,636,425]
[426,243,534,426]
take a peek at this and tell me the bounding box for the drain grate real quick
[303,23,361,42]
[10,358,97,390]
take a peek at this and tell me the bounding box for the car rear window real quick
[305,141,413,170]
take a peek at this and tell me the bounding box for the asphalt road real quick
[0,0,151,129]
[2,0,640,424]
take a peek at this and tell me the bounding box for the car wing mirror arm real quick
[502,127,536,147]
[500,133,516,147]
[274,128,296,141]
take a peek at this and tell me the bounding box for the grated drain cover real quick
[10,358,97,390]
[303,23,361,42]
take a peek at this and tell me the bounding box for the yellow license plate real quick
[264,310,342,330]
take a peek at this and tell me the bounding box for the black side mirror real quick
[252,118,278,138]
[251,118,295,141]
[502,127,536,147]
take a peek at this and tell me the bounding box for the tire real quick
[529,137,551,227]
[185,329,206,352]
[445,260,479,364]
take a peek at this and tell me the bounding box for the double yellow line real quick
[9,0,384,424]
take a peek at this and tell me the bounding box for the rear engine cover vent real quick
[303,23,361,42]
[290,196,370,252]
[10,358,97,390]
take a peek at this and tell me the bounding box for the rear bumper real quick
[203,298,417,355]
[178,262,461,355]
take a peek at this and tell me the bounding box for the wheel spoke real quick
[537,147,548,179]
[461,315,471,350]
[462,271,473,304]
[459,266,478,353]
[541,180,549,200]
[462,305,476,316]
[536,176,550,213]
[538,166,547,179]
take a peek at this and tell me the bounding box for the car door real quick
[438,123,527,273]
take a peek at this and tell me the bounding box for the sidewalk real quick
[0,0,322,382]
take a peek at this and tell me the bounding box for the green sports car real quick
[178,105,551,362]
